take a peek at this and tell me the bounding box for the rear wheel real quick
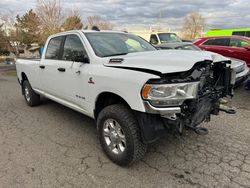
[22,80,40,106]
[97,104,147,166]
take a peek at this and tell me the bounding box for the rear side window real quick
[230,38,250,48]
[45,36,63,59]
[203,38,230,46]
[62,35,87,61]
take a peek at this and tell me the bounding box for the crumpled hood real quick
[103,50,229,74]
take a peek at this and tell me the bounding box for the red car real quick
[194,36,250,66]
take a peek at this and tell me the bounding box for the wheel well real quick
[21,72,28,94]
[21,72,28,84]
[94,92,130,120]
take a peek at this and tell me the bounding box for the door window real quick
[230,38,250,48]
[150,34,159,45]
[203,38,230,46]
[62,34,88,62]
[45,36,63,59]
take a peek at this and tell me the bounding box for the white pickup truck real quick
[16,30,235,166]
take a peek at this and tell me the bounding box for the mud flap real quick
[134,111,166,144]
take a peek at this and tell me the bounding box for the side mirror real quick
[82,57,90,63]
[244,45,250,50]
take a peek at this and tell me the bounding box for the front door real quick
[57,34,90,111]
[229,38,250,64]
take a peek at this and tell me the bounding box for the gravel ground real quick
[0,73,250,188]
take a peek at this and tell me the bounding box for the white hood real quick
[103,50,229,74]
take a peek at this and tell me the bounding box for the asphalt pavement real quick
[0,72,250,188]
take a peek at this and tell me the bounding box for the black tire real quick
[97,104,147,166]
[22,80,40,106]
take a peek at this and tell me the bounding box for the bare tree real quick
[0,12,18,55]
[86,16,113,30]
[0,10,16,35]
[0,23,7,55]
[181,12,206,40]
[36,0,64,44]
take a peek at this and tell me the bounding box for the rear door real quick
[40,36,64,96]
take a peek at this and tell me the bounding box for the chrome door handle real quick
[39,65,45,69]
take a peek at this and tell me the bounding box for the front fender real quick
[87,65,159,114]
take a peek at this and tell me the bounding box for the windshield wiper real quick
[102,52,128,57]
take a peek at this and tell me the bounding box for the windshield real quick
[158,33,182,43]
[85,32,156,57]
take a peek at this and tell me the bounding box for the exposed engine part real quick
[219,98,229,104]
[161,113,177,120]
[162,60,235,135]
[187,126,209,136]
[144,60,235,137]
[219,104,236,114]
[218,97,236,114]
[177,121,184,134]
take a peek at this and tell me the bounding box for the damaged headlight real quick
[142,82,200,107]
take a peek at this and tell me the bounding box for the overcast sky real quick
[0,0,249,31]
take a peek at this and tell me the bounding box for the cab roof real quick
[50,30,126,38]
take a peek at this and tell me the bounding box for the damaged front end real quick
[137,60,236,143]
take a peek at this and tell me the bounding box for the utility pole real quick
[58,0,61,18]
[156,9,162,32]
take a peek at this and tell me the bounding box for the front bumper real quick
[139,96,215,143]
[235,67,250,85]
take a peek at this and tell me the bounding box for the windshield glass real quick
[158,33,182,43]
[85,32,156,57]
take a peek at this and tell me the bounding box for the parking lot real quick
[0,72,250,188]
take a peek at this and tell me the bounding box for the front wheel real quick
[97,104,147,166]
[22,80,40,106]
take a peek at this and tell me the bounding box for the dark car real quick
[193,36,250,67]
[156,42,201,50]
